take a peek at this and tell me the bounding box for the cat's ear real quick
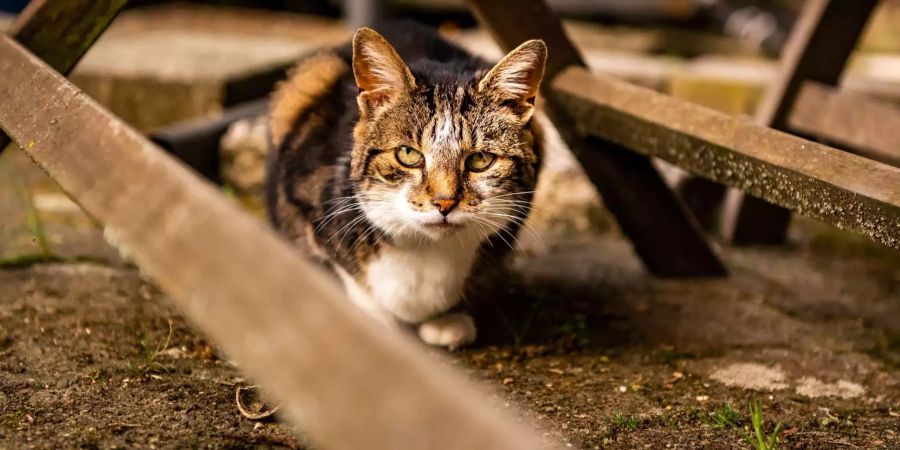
[479,39,547,112]
[352,27,415,112]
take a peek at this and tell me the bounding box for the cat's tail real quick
[269,52,348,148]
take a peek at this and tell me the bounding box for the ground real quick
[1,148,898,449]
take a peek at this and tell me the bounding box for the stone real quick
[220,116,269,196]
[69,4,348,131]
[795,377,866,399]
[709,363,789,391]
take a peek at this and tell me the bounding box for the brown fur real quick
[266,25,546,333]
[269,52,348,148]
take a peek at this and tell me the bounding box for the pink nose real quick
[432,197,458,216]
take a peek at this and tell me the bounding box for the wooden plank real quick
[553,66,900,250]
[0,0,126,154]
[731,0,879,244]
[790,81,900,168]
[754,0,880,129]
[467,0,727,277]
[0,36,556,450]
[9,0,127,72]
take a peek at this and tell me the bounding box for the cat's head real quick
[348,27,546,243]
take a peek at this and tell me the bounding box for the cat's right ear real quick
[352,28,415,114]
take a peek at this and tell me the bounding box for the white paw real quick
[417,313,477,350]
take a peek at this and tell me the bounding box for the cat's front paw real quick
[417,313,476,350]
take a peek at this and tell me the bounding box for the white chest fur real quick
[344,234,481,323]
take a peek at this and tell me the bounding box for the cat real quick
[266,23,546,350]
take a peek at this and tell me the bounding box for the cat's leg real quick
[333,265,396,326]
[417,311,476,351]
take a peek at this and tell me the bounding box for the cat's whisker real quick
[474,225,493,247]
[353,224,382,250]
[315,194,367,225]
[314,204,364,232]
[486,190,536,200]
[470,215,515,249]
[478,210,545,251]
[326,211,369,246]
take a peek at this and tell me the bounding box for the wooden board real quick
[731,0,879,244]
[553,66,900,250]
[468,0,727,277]
[0,35,557,450]
[790,81,900,168]
[0,0,126,155]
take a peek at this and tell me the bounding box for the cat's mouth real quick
[420,218,463,231]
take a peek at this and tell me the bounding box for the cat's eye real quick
[395,146,424,168]
[465,152,496,172]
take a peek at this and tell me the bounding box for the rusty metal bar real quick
[468,0,727,277]
[553,66,900,250]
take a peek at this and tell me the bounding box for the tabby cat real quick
[266,23,546,349]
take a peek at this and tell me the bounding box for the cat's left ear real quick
[352,27,415,115]
[479,39,547,117]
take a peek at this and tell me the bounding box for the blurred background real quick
[0,1,898,448]
[3,0,893,227]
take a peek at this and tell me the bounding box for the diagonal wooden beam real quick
[0,0,127,154]
[468,0,727,277]
[554,66,900,250]
[729,0,879,245]
[789,81,900,168]
[0,35,557,450]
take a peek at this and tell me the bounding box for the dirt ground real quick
[1,148,899,449]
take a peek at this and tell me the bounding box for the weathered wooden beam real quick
[790,81,900,168]
[468,0,727,277]
[0,0,127,153]
[0,36,556,450]
[731,0,879,244]
[553,66,900,250]
[9,0,127,72]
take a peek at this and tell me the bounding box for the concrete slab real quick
[69,4,349,131]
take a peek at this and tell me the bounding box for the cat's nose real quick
[432,197,458,216]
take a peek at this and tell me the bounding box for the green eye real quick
[465,152,496,172]
[395,146,424,167]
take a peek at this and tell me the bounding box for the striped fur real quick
[266,24,546,349]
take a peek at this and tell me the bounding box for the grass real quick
[745,401,782,450]
[16,181,53,257]
[709,403,742,429]
[0,253,109,270]
[611,414,639,431]
[0,408,30,430]
[129,319,175,375]
[0,181,109,270]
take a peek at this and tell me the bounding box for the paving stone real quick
[69,4,349,131]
